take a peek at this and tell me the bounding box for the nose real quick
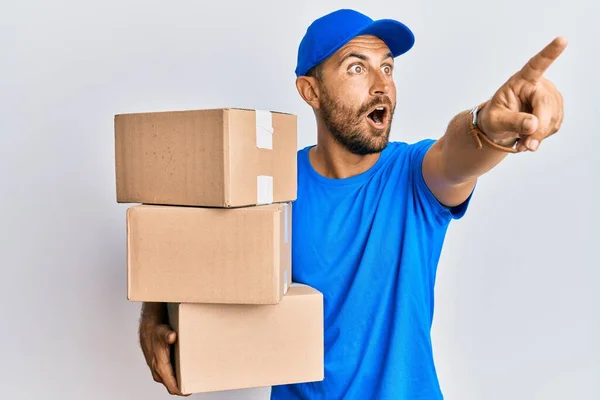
[370,69,390,96]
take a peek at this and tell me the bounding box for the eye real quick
[348,64,364,74]
[382,64,393,75]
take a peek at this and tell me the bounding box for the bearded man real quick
[139,8,567,400]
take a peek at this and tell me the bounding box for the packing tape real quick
[255,110,273,150]
[257,175,273,204]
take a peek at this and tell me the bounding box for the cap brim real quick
[357,19,415,57]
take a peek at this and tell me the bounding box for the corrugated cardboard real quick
[167,284,324,394]
[114,108,297,207]
[127,202,292,304]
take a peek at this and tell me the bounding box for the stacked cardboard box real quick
[114,108,324,394]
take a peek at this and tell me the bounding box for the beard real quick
[319,86,395,156]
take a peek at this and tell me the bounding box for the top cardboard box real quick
[114,108,297,208]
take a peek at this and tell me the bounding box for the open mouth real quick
[366,106,388,127]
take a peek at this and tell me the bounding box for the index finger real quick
[518,36,568,83]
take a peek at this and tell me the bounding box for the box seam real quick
[126,207,133,300]
[223,109,231,207]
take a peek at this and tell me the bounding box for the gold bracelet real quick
[469,102,519,154]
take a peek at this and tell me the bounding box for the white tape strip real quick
[255,110,273,150]
[283,270,288,295]
[257,175,273,204]
[284,203,289,243]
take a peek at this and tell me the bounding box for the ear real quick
[296,76,321,109]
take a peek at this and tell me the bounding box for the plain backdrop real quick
[1,0,598,399]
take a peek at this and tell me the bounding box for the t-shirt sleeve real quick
[408,139,474,225]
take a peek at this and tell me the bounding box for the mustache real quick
[358,96,394,115]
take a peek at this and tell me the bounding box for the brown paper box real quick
[167,284,324,394]
[127,202,292,304]
[114,108,297,208]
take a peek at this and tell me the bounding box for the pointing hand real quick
[477,37,568,152]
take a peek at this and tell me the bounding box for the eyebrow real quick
[337,51,394,66]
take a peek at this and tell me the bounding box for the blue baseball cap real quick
[295,9,415,77]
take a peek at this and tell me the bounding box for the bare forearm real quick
[439,109,512,185]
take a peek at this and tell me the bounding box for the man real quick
[138,8,566,399]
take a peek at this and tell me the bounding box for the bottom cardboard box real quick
[167,283,324,394]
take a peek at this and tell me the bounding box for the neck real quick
[309,118,381,179]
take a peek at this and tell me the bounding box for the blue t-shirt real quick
[270,139,472,400]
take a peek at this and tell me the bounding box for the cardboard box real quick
[167,283,324,394]
[127,202,291,304]
[114,108,297,207]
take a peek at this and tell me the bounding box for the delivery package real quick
[167,283,324,394]
[114,108,297,207]
[126,202,291,304]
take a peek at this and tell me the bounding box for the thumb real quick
[155,324,177,345]
[521,94,556,152]
[485,109,539,136]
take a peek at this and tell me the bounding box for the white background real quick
[1,0,598,399]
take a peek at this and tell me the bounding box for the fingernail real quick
[523,118,533,132]
[529,139,539,151]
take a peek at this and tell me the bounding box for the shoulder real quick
[388,139,436,153]
[388,139,471,223]
[296,145,313,170]
[296,145,313,157]
[383,139,437,168]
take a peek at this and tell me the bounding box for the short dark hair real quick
[305,63,324,81]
